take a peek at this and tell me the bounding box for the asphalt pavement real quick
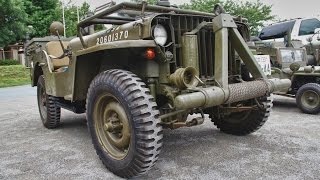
[0,85,319,180]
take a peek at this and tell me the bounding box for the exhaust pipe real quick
[174,79,291,110]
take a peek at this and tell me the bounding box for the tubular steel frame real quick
[77,2,216,48]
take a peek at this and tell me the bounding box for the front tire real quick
[296,83,320,114]
[37,75,61,129]
[86,69,163,178]
[211,96,272,136]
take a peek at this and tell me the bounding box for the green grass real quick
[0,65,30,88]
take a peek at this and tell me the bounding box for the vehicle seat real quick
[45,41,70,70]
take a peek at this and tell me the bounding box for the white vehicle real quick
[258,17,320,45]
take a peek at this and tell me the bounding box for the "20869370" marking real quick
[96,30,129,45]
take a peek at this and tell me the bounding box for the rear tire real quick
[86,69,163,178]
[37,75,61,129]
[296,83,320,114]
[211,96,272,136]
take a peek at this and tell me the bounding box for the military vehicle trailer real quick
[27,2,290,178]
[249,40,320,114]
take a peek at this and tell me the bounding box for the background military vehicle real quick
[258,18,320,65]
[249,39,320,114]
[305,29,320,66]
[25,1,290,178]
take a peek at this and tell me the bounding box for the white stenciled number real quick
[96,31,130,45]
[100,37,104,44]
[119,31,123,39]
[124,30,129,39]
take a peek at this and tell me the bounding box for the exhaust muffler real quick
[174,79,291,110]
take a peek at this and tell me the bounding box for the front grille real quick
[154,15,215,78]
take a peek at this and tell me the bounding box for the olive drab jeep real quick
[249,39,320,114]
[26,1,291,178]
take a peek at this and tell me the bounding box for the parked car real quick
[258,17,320,45]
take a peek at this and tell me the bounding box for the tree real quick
[131,0,157,5]
[24,0,92,38]
[24,0,60,38]
[0,0,28,47]
[0,0,92,46]
[181,0,274,35]
[61,1,91,37]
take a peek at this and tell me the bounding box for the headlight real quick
[153,24,168,46]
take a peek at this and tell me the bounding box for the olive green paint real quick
[26,2,291,121]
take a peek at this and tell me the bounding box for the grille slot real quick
[156,15,215,78]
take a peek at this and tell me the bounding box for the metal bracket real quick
[185,22,213,35]
[212,14,237,32]
[212,13,266,88]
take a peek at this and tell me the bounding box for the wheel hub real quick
[94,95,131,160]
[302,90,320,108]
[307,96,315,102]
[104,112,123,133]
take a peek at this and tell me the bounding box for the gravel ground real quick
[0,85,319,180]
